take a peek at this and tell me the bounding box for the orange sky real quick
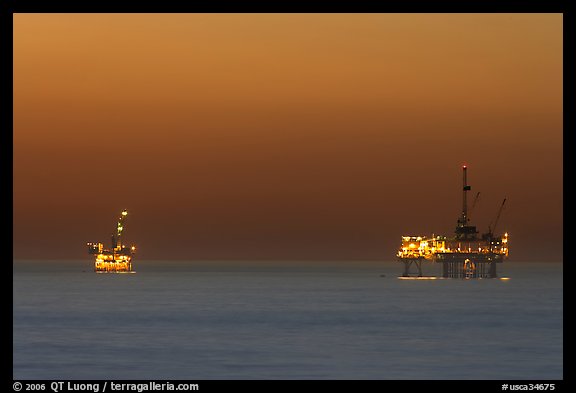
[13,13,563,261]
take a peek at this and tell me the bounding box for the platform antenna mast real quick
[115,209,128,249]
[460,165,472,226]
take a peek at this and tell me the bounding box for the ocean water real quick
[13,260,562,380]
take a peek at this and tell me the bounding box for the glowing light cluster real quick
[397,233,509,260]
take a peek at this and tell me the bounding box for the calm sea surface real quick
[13,260,563,380]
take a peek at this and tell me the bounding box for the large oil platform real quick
[87,209,136,273]
[397,166,509,279]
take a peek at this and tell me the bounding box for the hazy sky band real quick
[13,13,562,261]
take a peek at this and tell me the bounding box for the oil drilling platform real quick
[87,209,136,273]
[397,165,509,279]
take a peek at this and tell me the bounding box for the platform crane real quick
[488,198,507,237]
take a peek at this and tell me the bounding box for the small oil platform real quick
[397,166,509,279]
[87,209,136,273]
